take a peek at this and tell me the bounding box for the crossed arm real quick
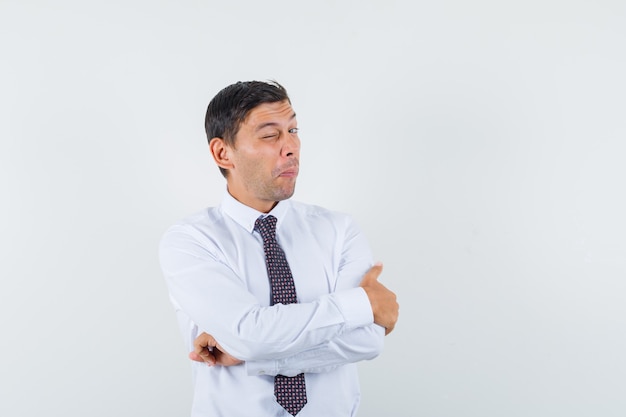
[189,263,398,369]
[161,217,399,373]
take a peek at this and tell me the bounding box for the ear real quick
[209,137,234,171]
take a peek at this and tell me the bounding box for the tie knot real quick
[255,215,278,242]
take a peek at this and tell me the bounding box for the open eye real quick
[288,127,299,134]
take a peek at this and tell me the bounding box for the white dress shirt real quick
[159,191,385,417]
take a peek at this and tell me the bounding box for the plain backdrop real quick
[1,1,625,416]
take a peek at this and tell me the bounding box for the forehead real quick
[243,100,296,128]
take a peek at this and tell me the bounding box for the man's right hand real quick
[359,263,399,335]
[189,332,243,367]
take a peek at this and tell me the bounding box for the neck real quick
[226,186,277,213]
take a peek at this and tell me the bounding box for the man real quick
[159,80,399,416]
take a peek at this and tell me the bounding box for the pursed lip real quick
[278,168,298,177]
[276,163,299,178]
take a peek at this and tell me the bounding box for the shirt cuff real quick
[332,287,374,329]
[246,359,277,376]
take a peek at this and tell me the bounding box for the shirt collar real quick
[220,188,292,234]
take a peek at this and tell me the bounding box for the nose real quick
[282,130,300,158]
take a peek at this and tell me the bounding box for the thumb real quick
[360,262,383,287]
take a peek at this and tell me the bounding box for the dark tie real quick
[255,215,307,416]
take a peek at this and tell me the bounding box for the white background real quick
[1,1,625,416]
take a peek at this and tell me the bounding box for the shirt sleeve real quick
[246,324,385,376]
[159,222,374,362]
[245,214,387,375]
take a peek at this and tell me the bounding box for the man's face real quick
[226,100,300,212]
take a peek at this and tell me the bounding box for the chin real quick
[274,187,296,201]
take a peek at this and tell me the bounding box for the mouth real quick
[276,163,299,178]
[278,168,298,178]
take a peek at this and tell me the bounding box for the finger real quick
[384,309,399,336]
[190,348,216,366]
[192,334,218,365]
[385,320,397,335]
[188,351,205,362]
[193,333,217,351]
[360,262,383,286]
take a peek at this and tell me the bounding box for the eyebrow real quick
[254,112,297,132]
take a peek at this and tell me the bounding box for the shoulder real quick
[167,206,220,231]
[286,201,371,258]
[290,200,351,221]
[288,200,359,234]
[159,207,226,249]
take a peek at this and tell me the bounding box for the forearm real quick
[209,289,373,361]
[245,323,385,376]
